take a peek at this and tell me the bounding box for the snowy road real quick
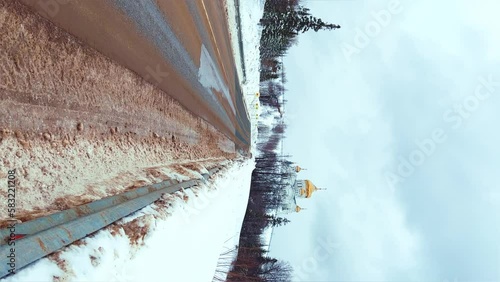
[0,0,261,222]
[18,0,251,150]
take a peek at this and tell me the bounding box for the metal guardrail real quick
[0,167,221,278]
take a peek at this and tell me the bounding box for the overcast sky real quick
[268,0,500,281]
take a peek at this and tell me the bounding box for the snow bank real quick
[2,159,255,282]
[225,0,265,155]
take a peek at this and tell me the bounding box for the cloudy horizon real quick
[268,0,500,281]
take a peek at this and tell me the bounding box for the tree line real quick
[258,0,340,115]
[227,119,294,281]
[259,0,340,81]
[227,1,340,280]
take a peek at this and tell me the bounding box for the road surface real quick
[0,0,248,223]
[17,0,251,150]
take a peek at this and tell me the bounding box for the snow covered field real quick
[2,1,265,281]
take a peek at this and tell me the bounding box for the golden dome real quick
[304,180,318,198]
[295,205,302,212]
[295,166,302,172]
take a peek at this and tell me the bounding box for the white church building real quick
[278,165,324,214]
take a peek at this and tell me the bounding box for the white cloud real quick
[271,0,500,280]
